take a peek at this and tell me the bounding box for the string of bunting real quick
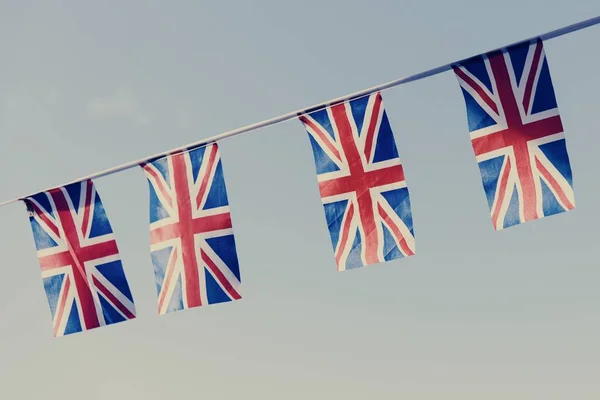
[2,16,598,337]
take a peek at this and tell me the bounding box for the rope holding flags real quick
[1,16,598,336]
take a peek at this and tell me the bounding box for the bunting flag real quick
[298,92,415,271]
[5,18,597,339]
[24,180,136,337]
[453,39,575,230]
[141,143,242,315]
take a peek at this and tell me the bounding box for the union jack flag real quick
[24,180,136,337]
[299,92,415,271]
[141,143,241,315]
[453,39,575,230]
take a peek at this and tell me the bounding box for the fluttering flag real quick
[299,92,415,271]
[24,180,136,337]
[141,143,241,315]
[453,39,575,230]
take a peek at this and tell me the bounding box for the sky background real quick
[1,1,599,399]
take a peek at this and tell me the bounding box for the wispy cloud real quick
[88,86,151,125]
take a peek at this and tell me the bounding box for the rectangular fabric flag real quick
[453,39,575,230]
[298,92,415,271]
[24,180,136,337]
[141,143,241,315]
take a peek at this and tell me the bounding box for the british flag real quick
[453,39,575,230]
[299,92,415,271]
[141,143,241,315]
[24,180,136,337]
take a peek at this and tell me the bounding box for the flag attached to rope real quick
[299,92,415,271]
[453,39,575,230]
[141,143,241,315]
[24,180,136,337]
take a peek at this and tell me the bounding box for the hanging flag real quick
[453,39,575,230]
[298,92,415,271]
[24,180,136,337]
[141,143,241,315]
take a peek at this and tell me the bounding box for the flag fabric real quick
[453,39,575,230]
[141,143,241,315]
[298,92,415,271]
[24,180,136,337]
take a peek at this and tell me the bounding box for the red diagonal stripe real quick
[453,66,499,115]
[80,180,94,237]
[201,250,241,300]
[93,275,135,319]
[299,115,342,162]
[535,156,574,210]
[196,145,219,210]
[522,41,544,113]
[363,93,383,162]
[29,201,60,238]
[377,204,414,257]
[143,163,173,210]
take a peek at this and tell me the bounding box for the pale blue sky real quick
[1,1,599,399]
